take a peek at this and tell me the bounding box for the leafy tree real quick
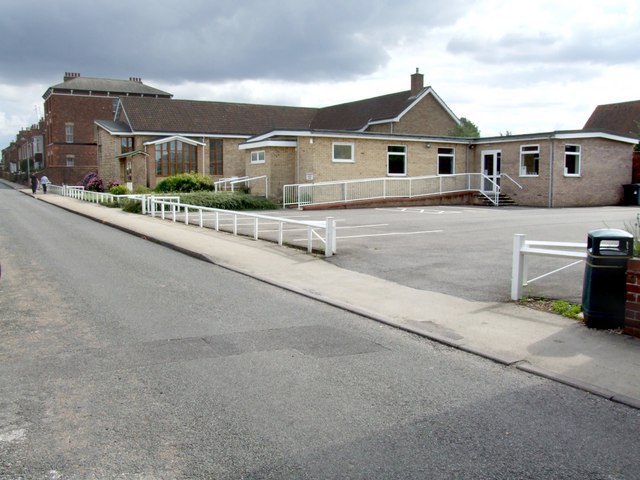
[448,117,481,138]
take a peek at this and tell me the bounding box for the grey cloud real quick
[0,0,471,85]
[447,26,640,68]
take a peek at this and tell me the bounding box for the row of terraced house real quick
[3,70,639,207]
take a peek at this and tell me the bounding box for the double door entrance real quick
[481,150,501,192]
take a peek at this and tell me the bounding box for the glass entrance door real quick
[481,150,501,192]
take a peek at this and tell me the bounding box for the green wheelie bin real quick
[582,229,634,329]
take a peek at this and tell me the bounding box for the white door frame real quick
[481,150,501,192]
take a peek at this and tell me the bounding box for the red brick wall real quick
[625,258,640,338]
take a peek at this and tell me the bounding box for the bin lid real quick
[587,228,633,240]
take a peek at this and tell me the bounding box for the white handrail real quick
[511,234,587,300]
[149,197,337,257]
[283,173,496,208]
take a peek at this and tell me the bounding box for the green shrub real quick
[121,199,142,214]
[551,300,582,320]
[109,184,129,195]
[155,173,214,193]
[178,191,277,210]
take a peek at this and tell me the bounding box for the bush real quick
[179,191,277,210]
[155,173,214,193]
[80,172,104,192]
[121,199,142,214]
[109,184,129,195]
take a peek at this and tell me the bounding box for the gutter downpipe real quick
[548,135,554,208]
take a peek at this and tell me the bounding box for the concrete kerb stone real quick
[11,184,640,411]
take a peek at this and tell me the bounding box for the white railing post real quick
[325,216,335,258]
[511,234,527,300]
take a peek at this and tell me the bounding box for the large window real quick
[564,144,581,176]
[332,142,354,163]
[387,145,407,176]
[437,147,455,175]
[121,137,134,154]
[155,140,198,176]
[209,139,223,175]
[520,145,539,176]
[250,150,265,164]
[65,123,74,143]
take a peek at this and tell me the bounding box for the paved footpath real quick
[11,184,640,409]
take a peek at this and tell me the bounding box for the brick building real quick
[95,70,638,207]
[42,72,172,185]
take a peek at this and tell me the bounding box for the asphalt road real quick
[1,185,640,478]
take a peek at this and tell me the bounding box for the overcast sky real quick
[1,0,639,148]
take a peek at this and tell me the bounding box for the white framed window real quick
[437,147,455,175]
[65,123,74,143]
[250,150,265,164]
[564,144,581,176]
[332,142,354,163]
[65,155,75,167]
[519,145,539,176]
[387,145,407,176]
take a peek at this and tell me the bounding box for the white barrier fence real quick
[511,234,587,300]
[148,197,337,257]
[283,173,501,208]
[47,184,336,257]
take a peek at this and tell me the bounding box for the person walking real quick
[40,174,50,194]
[30,172,38,194]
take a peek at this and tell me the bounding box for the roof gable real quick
[584,100,640,137]
[310,87,459,131]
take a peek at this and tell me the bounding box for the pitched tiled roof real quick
[584,100,640,137]
[45,76,172,99]
[119,97,317,136]
[311,90,422,130]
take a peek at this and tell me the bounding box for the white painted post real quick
[511,234,526,300]
[254,217,259,240]
[325,217,335,258]
[215,211,219,231]
[233,215,238,235]
[199,209,203,228]
[278,221,283,246]
[307,226,313,253]
[184,206,189,225]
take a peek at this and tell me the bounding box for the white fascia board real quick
[473,131,639,146]
[367,88,461,127]
[244,129,471,145]
[553,131,639,144]
[143,135,205,147]
[239,140,297,150]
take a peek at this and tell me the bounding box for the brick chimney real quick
[411,68,424,96]
[64,72,81,81]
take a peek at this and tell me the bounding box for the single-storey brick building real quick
[95,71,639,207]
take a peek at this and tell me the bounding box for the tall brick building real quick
[42,72,172,185]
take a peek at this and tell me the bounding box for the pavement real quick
[6,179,640,410]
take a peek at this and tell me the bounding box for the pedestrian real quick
[40,174,50,194]
[30,173,38,194]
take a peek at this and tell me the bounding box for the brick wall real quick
[625,258,640,338]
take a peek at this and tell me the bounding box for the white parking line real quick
[375,207,462,215]
[293,229,442,242]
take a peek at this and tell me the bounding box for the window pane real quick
[333,144,353,161]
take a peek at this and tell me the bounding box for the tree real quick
[448,117,481,138]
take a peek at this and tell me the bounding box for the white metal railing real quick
[214,175,268,197]
[148,197,337,257]
[47,184,180,214]
[47,183,333,256]
[283,173,501,208]
[511,233,587,300]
